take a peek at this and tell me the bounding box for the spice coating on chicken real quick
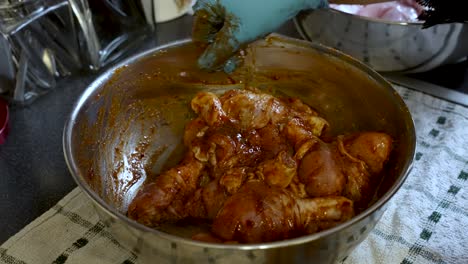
[212,181,354,243]
[298,140,346,197]
[127,156,204,226]
[128,88,393,243]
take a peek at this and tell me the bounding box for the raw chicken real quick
[297,139,346,198]
[127,155,205,226]
[128,88,393,243]
[212,181,354,243]
[297,132,392,206]
[331,0,425,22]
[339,132,393,205]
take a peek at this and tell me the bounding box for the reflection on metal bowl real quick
[63,35,415,263]
[294,8,468,73]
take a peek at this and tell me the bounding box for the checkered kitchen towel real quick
[1,85,467,264]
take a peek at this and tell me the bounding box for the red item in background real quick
[0,99,9,145]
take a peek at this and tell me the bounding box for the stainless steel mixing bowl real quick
[295,8,468,72]
[63,35,416,263]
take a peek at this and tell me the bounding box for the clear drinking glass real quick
[0,0,156,105]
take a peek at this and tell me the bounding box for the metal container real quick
[63,35,416,263]
[294,8,468,73]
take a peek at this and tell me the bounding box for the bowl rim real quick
[0,99,8,144]
[63,36,416,250]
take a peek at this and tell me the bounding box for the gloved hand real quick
[192,0,329,72]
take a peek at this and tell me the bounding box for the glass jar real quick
[0,0,156,105]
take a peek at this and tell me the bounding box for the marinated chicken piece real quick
[284,97,329,139]
[298,132,392,203]
[189,122,261,173]
[128,89,394,244]
[257,151,297,188]
[219,89,327,134]
[191,92,229,126]
[342,160,371,207]
[206,132,238,166]
[342,132,393,175]
[211,181,354,243]
[248,124,290,159]
[284,117,327,151]
[298,140,346,197]
[287,176,309,199]
[221,89,277,129]
[219,167,250,194]
[286,97,316,115]
[128,156,204,226]
[207,131,263,176]
[303,116,329,137]
[338,132,393,205]
[183,117,208,147]
[186,180,228,220]
[294,139,319,161]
